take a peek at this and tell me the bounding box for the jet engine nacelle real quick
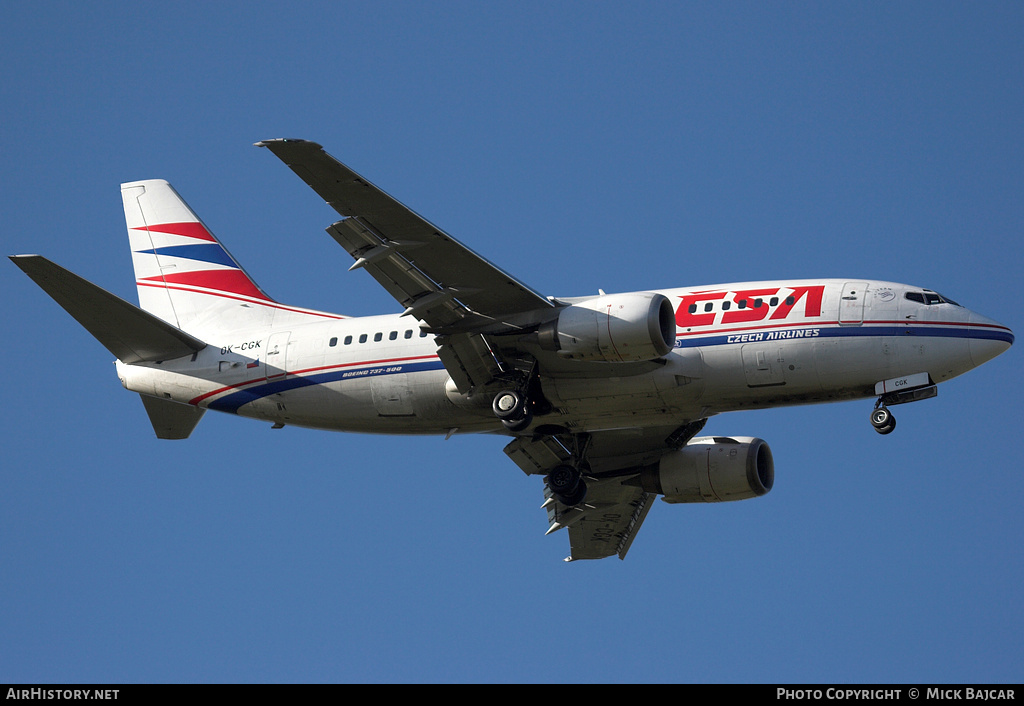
[639,436,774,503]
[538,292,677,363]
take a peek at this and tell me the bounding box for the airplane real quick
[10,138,1014,561]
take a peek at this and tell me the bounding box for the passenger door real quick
[838,282,868,325]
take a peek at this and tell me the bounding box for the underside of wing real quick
[257,139,553,331]
[550,477,657,561]
[257,139,558,394]
[505,420,708,561]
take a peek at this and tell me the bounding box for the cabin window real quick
[688,304,697,314]
[754,298,763,308]
[785,296,795,306]
[359,334,368,344]
[420,331,428,338]
[404,330,413,339]
[344,335,353,345]
[738,300,747,309]
[389,331,398,340]
[722,301,731,310]
[329,337,338,347]
[770,297,779,306]
[374,332,383,342]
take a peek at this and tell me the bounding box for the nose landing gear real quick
[869,374,938,435]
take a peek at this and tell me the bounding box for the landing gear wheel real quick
[545,464,588,507]
[492,390,526,420]
[501,412,533,432]
[870,407,896,435]
[494,389,533,431]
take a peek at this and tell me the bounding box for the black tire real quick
[546,465,581,496]
[492,390,525,419]
[557,479,588,507]
[875,418,896,435]
[501,412,533,432]
[870,407,894,429]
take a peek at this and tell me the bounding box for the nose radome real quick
[969,312,1013,368]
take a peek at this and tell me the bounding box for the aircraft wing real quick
[505,421,706,561]
[257,139,554,333]
[552,477,656,562]
[258,139,559,393]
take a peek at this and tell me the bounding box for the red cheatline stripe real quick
[132,222,216,242]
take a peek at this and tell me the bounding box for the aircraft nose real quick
[969,312,1013,367]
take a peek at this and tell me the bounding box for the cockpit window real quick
[905,290,961,306]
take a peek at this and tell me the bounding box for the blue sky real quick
[2,1,1021,684]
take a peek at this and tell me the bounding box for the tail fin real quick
[121,180,278,337]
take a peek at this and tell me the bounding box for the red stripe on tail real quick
[132,222,217,242]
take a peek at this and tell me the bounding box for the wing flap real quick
[548,478,656,561]
[435,333,505,394]
[327,218,450,323]
[504,435,572,476]
[11,255,207,364]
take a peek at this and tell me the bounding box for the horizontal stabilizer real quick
[10,255,207,364]
[139,394,205,439]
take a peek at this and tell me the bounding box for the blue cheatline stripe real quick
[135,243,237,268]
[208,359,446,414]
[675,324,1013,349]
[206,324,1011,414]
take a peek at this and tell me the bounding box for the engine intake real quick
[639,436,774,503]
[538,292,676,363]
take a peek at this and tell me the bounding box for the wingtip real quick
[10,254,43,269]
[254,138,323,149]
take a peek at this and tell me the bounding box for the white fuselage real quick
[115,279,1013,435]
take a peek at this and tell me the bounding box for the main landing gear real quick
[492,378,589,506]
[545,463,588,507]
[492,389,533,432]
[491,372,552,433]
